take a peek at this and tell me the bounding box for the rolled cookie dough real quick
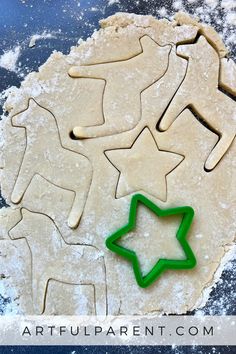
[0,12,235,315]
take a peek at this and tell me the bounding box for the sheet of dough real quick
[0,12,235,315]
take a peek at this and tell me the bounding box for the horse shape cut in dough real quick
[159,36,236,171]
[11,99,92,229]
[69,36,171,138]
[9,209,107,315]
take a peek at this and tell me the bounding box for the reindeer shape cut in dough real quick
[11,99,92,229]
[69,35,171,139]
[159,36,236,171]
[9,209,107,315]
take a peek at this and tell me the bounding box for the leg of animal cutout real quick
[159,94,188,132]
[54,250,107,315]
[93,261,107,315]
[11,98,92,228]
[33,275,49,314]
[205,131,235,171]
[69,36,171,138]
[9,209,107,315]
[68,190,87,229]
[43,281,96,315]
[159,36,236,171]
[11,154,34,204]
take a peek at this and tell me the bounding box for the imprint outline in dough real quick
[69,35,172,138]
[9,208,108,315]
[158,36,236,172]
[10,98,93,229]
[104,127,184,201]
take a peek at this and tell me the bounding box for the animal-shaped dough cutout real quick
[11,99,92,228]
[9,209,107,315]
[159,36,236,171]
[69,36,171,138]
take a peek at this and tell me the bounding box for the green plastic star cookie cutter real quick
[105,193,196,288]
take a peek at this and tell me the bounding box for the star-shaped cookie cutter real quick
[105,194,197,288]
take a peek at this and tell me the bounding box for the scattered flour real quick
[0,282,20,315]
[107,0,120,5]
[173,1,184,10]
[221,0,236,9]
[158,7,168,17]
[204,0,218,8]
[158,0,236,52]
[29,31,58,48]
[0,46,21,72]
[226,11,236,25]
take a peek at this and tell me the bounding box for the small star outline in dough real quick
[104,127,184,201]
[105,193,196,288]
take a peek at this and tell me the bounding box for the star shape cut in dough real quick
[105,128,184,201]
[105,194,196,288]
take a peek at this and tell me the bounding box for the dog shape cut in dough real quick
[69,35,171,138]
[11,99,92,229]
[159,36,236,171]
[9,209,107,315]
